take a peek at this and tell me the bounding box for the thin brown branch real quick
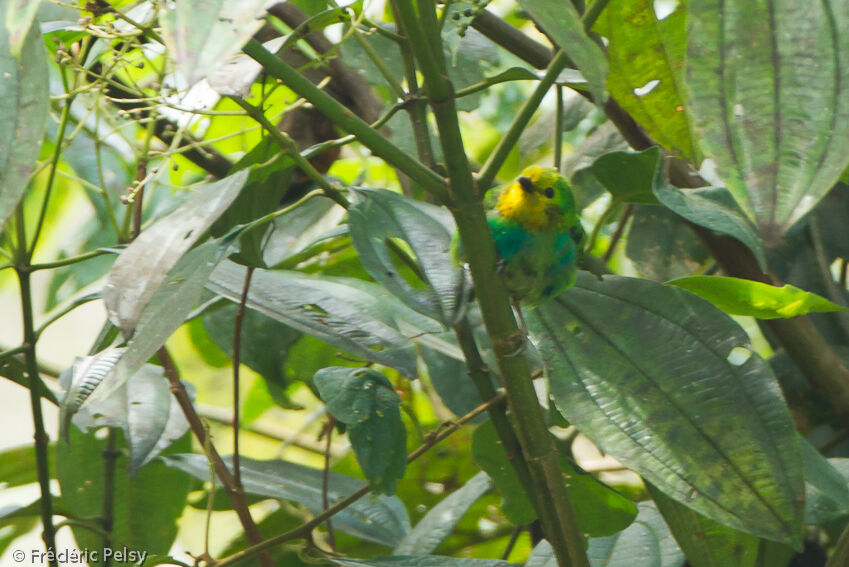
[156,347,274,567]
[232,266,255,488]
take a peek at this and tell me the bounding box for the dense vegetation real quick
[3,0,849,566]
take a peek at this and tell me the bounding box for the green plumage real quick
[453,166,584,306]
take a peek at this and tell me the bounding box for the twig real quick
[602,204,633,263]
[232,266,255,488]
[156,347,274,567]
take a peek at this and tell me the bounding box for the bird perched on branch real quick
[454,166,585,306]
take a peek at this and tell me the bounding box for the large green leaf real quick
[163,454,411,546]
[527,272,804,544]
[314,367,407,495]
[348,188,468,326]
[667,275,848,319]
[56,427,192,563]
[686,0,849,242]
[160,0,268,86]
[595,0,696,161]
[394,471,493,555]
[626,205,709,281]
[207,261,446,377]
[648,485,759,567]
[586,502,685,567]
[5,0,41,56]
[103,170,249,335]
[653,184,766,270]
[0,0,48,235]
[516,0,608,104]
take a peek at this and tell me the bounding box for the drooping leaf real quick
[314,367,407,495]
[0,2,48,235]
[0,444,54,488]
[349,188,468,326]
[595,0,696,161]
[472,419,637,536]
[654,184,766,270]
[62,361,192,474]
[162,454,411,546]
[528,273,805,544]
[91,238,233,406]
[626,205,709,281]
[103,169,249,335]
[648,485,759,567]
[516,0,608,104]
[801,440,849,525]
[586,502,685,567]
[159,0,269,86]
[207,261,444,377]
[56,426,192,561]
[590,147,663,205]
[666,276,848,319]
[686,0,849,242]
[394,471,493,555]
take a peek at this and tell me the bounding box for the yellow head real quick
[495,166,576,230]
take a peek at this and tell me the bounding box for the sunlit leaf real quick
[528,273,804,544]
[595,0,696,161]
[163,454,411,546]
[314,367,407,495]
[159,0,268,86]
[686,0,849,242]
[666,276,848,319]
[0,2,48,234]
[394,471,492,555]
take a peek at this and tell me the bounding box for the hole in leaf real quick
[653,0,679,20]
[633,79,660,97]
[302,303,329,316]
[726,347,752,366]
[566,321,582,335]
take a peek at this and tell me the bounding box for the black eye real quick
[543,187,555,199]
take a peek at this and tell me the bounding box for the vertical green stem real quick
[14,207,58,567]
[555,85,564,170]
[394,1,589,565]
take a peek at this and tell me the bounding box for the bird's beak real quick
[518,176,537,194]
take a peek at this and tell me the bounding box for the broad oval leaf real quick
[207,261,443,377]
[654,184,766,270]
[103,169,249,335]
[586,502,685,567]
[516,0,608,104]
[349,188,468,326]
[394,471,493,555]
[666,276,848,319]
[686,0,849,242]
[0,3,48,235]
[162,454,411,546]
[527,272,804,544]
[314,367,407,495]
[595,0,696,161]
[159,0,269,86]
[802,440,849,525]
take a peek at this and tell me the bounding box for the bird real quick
[453,166,585,307]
